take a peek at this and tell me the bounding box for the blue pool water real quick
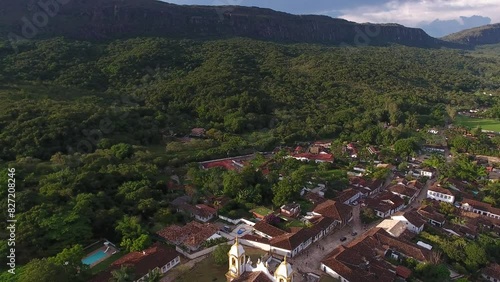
[82,250,107,265]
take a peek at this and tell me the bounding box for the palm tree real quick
[110,266,135,282]
[146,269,161,282]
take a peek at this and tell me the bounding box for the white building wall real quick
[321,264,349,282]
[427,190,455,204]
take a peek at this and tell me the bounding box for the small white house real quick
[427,186,455,204]
[391,212,425,234]
[420,169,433,178]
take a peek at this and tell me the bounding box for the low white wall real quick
[176,240,234,260]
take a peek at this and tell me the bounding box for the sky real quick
[162,0,500,37]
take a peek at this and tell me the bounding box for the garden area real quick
[177,247,267,282]
[455,115,500,132]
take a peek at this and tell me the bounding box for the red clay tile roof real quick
[91,243,179,282]
[253,221,287,238]
[417,205,446,223]
[483,263,500,279]
[271,228,314,251]
[241,234,270,244]
[156,221,218,248]
[233,271,274,282]
[334,188,360,203]
[462,198,500,215]
[202,159,240,170]
[322,227,430,282]
[313,200,352,222]
[322,230,397,282]
[396,265,412,278]
[388,184,418,198]
[365,192,405,213]
[402,210,426,228]
[304,192,326,205]
[291,153,334,162]
[407,180,423,190]
[428,184,454,196]
[195,204,217,217]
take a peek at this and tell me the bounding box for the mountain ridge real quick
[0,0,464,48]
[442,23,500,46]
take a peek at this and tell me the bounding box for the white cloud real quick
[337,0,500,27]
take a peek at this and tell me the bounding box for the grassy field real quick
[177,248,267,282]
[251,206,274,217]
[455,115,500,132]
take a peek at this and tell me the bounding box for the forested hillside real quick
[1,37,498,161]
[443,23,500,46]
[0,36,500,279]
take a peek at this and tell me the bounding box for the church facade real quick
[226,238,294,282]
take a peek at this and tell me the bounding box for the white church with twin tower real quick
[225,238,294,282]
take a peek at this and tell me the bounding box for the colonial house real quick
[280,203,301,218]
[270,228,315,258]
[391,211,426,234]
[91,243,180,282]
[177,203,217,222]
[460,198,500,220]
[417,205,446,227]
[427,185,455,204]
[288,152,334,163]
[365,192,405,218]
[321,228,431,282]
[482,263,500,282]
[312,200,353,226]
[334,188,362,205]
[156,221,219,252]
[253,221,287,240]
[376,220,407,237]
[349,177,384,197]
[387,184,419,206]
[419,169,434,178]
[241,217,335,258]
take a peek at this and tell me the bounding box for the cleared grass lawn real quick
[455,115,500,132]
[177,248,267,282]
[91,252,123,275]
[251,206,274,217]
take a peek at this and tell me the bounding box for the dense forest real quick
[0,36,500,280]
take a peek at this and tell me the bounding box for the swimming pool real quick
[82,250,107,265]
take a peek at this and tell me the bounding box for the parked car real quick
[351,231,358,236]
[340,236,347,242]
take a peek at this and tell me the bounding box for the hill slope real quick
[442,23,500,46]
[1,0,457,48]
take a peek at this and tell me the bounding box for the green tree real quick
[212,244,231,266]
[445,105,457,122]
[146,269,162,282]
[18,259,69,282]
[414,263,450,282]
[115,216,150,252]
[111,143,134,159]
[48,245,91,281]
[110,266,135,282]
[394,138,419,160]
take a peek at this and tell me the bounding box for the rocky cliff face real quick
[2,0,460,48]
[442,23,500,46]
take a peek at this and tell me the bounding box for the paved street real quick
[291,174,436,281]
[290,204,382,281]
